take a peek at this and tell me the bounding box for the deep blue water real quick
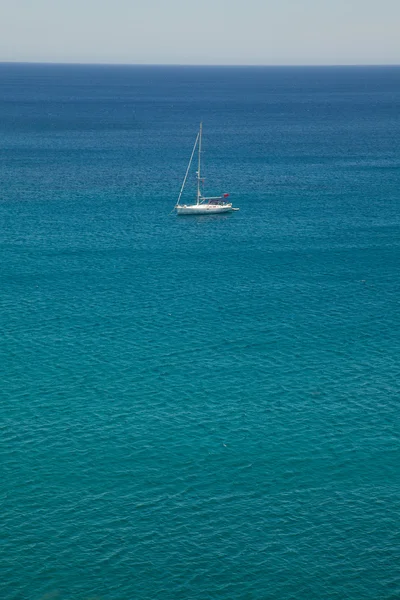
[1,64,400,600]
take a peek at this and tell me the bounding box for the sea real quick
[1,63,400,600]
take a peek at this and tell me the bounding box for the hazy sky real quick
[0,0,399,65]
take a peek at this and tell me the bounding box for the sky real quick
[0,0,399,65]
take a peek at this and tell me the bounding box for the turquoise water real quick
[1,64,400,600]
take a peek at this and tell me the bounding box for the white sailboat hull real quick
[176,203,236,215]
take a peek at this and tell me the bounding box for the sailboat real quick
[175,123,239,215]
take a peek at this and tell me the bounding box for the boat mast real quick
[176,131,199,207]
[196,122,202,204]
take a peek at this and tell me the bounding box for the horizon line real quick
[1,60,400,68]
